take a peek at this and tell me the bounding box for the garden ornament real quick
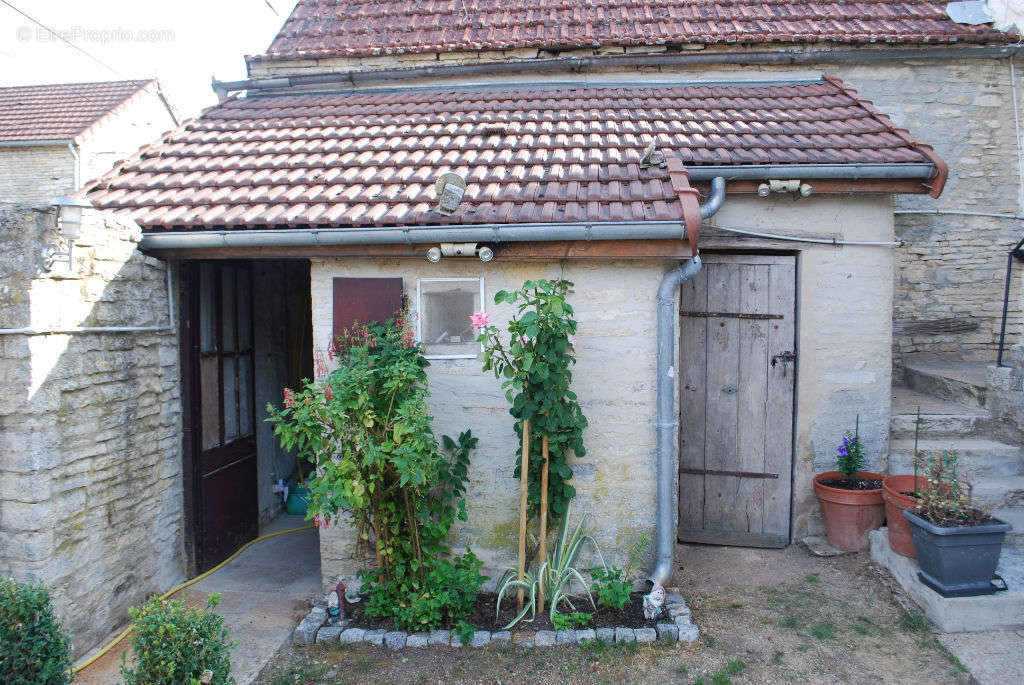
[327,580,347,624]
[643,582,666,620]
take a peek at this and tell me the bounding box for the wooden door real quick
[188,262,258,570]
[678,254,796,548]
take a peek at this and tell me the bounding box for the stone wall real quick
[251,53,1024,373]
[0,146,74,204]
[313,195,895,590]
[0,204,184,658]
[987,343,1024,445]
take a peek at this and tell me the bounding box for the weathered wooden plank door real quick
[678,254,796,548]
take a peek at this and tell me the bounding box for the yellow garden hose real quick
[71,524,315,675]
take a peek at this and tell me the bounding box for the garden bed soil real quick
[913,508,1000,528]
[820,477,883,490]
[344,592,657,632]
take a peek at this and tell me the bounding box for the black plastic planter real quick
[903,510,1012,597]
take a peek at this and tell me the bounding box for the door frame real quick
[677,249,801,547]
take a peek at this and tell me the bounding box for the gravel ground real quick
[257,544,972,684]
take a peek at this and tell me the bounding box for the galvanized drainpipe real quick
[650,177,725,586]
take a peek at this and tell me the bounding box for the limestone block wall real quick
[0,204,184,658]
[252,53,1024,372]
[0,146,74,204]
[312,195,894,590]
[987,344,1024,444]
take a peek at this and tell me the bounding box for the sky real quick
[0,1,299,119]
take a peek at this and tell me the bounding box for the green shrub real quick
[120,594,234,685]
[552,611,592,630]
[365,551,486,631]
[591,534,648,611]
[0,577,72,685]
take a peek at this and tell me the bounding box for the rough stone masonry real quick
[0,203,184,658]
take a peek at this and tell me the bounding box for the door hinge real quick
[771,351,797,376]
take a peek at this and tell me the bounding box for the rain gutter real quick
[222,45,1024,95]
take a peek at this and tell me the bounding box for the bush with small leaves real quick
[120,593,235,685]
[0,577,72,685]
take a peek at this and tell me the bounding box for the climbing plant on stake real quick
[473,279,588,525]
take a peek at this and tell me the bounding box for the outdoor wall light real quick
[756,180,813,198]
[425,243,494,263]
[44,196,92,271]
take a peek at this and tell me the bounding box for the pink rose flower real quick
[470,311,490,329]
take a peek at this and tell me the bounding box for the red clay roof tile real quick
[0,80,156,143]
[84,79,943,230]
[254,0,1012,61]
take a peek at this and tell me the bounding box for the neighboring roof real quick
[254,0,1012,61]
[83,78,944,231]
[0,80,157,144]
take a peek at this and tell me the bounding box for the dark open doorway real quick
[180,259,312,573]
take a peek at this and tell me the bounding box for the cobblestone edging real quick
[293,594,699,648]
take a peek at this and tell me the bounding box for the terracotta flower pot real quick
[813,471,885,552]
[882,475,928,558]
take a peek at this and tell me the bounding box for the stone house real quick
[0,80,178,205]
[2,0,1024,659]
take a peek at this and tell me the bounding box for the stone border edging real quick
[293,593,699,648]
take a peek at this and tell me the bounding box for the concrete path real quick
[74,514,319,685]
[939,630,1024,684]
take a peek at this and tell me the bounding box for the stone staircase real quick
[890,357,1024,548]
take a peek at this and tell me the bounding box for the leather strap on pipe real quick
[666,156,702,257]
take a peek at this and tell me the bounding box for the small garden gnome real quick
[326,580,346,625]
[643,582,666,620]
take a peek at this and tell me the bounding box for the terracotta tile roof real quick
[84,78,944,230]
[0,80,156,143]
[255,0,1012,60]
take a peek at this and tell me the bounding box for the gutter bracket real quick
[666,156,702,257]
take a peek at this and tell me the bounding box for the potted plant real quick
[813,421,885,551]
[904,450,1013,597]
[882,407,929,557]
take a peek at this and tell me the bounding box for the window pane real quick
[223,356,238,442]
[221,267,236,352]
[419,280,481,357]
[238,353,253,437]
[199,263,216,353]
[200,356,220,450]
[237,269,252,351]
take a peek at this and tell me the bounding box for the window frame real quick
[415,276,486,360]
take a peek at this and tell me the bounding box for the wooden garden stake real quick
[517,418,530,610]
[537,434,550,613]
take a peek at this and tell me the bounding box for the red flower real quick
[324,384,334,400]
[283,388,295,408]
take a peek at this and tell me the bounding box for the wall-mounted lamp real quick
[425,242,493,263]
[44,196,92,272]
[757,180,813,198]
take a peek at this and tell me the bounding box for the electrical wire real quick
[894,209,1024,220]
[710,223,902,247]
[0,0,120,76]
[70,523,315,675]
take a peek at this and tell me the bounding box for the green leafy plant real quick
[836,431,864,477]
[364,550,485,631]
[591,534,649,610]
[267,317,484,630]
[453,620,476,646]
[0,577,72,685]
[496,504,605,628]
[475,279,588,523]
[552,612,592,630]
[120,593,234,685]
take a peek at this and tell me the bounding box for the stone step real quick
[903,357,989,409]
[888,438,1024,478]
[993,508,1024,549]
[890,386,990,439]
[974,476,1024,510]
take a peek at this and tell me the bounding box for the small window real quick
[417,278,484,358]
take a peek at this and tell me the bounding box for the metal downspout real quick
[651,176,725,586]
